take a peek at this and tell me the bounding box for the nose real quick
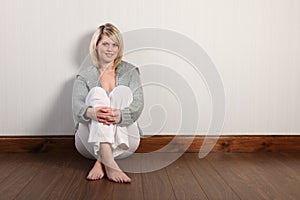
[107,44,112,51]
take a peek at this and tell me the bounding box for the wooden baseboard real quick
[0,135,299,153]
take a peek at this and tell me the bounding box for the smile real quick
[105,53,114,57]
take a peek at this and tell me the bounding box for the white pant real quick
[75,86,140,160]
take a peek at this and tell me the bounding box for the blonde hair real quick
[89,23,124,69]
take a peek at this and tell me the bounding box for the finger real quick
[98,119,110,125]
[99,112,115,119]
[98,116,115,123]
[97,115,105,120]
[100,107,112,113]
[95,106,107,112]
[97,116,109,123]
[97,113,112,119]
[99,117,114,124]
[107,118,116,124]
[107,118,116,123]
[99,108,107,113]
[97,107,106,113]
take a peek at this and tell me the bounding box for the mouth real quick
[105,53,114,57]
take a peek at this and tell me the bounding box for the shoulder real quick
[117,61,140,75]
[76,65,98,80]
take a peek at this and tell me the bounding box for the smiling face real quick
[96,34,119,66]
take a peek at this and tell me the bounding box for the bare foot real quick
[87,160,105,181]
[99,142,131,183]
[104,160,131,183]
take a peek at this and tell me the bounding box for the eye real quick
[102,42,109,46]
[113,43,119,47]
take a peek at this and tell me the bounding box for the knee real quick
[86,87,109,106]
[111,85,133,99]
[89,87,107,96]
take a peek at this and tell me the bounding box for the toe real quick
[87,174,92,180]
[94,175,99,180]
[113,177,119,183]
[125,176,131,183]
[89,175,95,180]
[119,176,127,183]
[116,177,121,183]
[98,173,104,180]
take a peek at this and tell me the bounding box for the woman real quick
[72,23,144,183]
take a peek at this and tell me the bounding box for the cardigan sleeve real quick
[72,75,91,127]
[118,68,144,126]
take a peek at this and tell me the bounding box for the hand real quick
[96,106,121,125]
[85,107,98,121]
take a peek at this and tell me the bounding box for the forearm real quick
[72,76,90,124]
[85,107,94,120]
[118,90,144,126]
[118,67,144,126]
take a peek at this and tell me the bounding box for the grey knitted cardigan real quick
[72,60,144,135]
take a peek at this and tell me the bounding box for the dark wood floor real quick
[0,151,299,200]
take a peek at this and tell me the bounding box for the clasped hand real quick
[87,106,121,125]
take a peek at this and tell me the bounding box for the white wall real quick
[0,0,299,135]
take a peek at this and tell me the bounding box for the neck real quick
[98,62,114,73]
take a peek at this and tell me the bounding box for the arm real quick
[72,75,91,125]
[118,68,144,127]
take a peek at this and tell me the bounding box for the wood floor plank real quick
[0,153,29,182]
[241,153,300,199]
[49,154,112,200]
[46,152,92,199]
[206,153,294,199]
[142,169,176,200]
[78,179,115,200]
[0,153,49,199]
[1,152,299,199]
[166,154,208,199]
[134,153,176,200]
[14,152,73,200]
[264,153,300,180]
[206,153,267,199]
[77,177,115,200]
[184,153,240,200]
[49,152,117,200]
[46,152,82,199]
[111,173,144,200]
[279,152,300,168]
